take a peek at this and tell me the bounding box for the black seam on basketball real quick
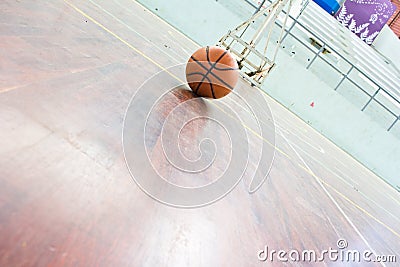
[188,61,235,91]
[191,49,229,71]
[197,75,213,96]
[195,74,213,95]
[189,59,237,88]
[191,48,213,93]
[195,46,213,94]
[196,46,218,92]
[189,69,234,91]
[206,46,210,64]
[210,51,235,89]
[194,71,234,93]
[208,71,235,90]
[188,48,236,95]
[187,72,208,94]
[203,50,229,87]
[213,66,239,71]
[189,57,208,93]
[195,79,205,94]
[200,50,228,88]
[191,55,233,72]
[190,59,237,72]
[190,58,212,73]
[209,81,216,99]
[206,49,238,71]
[186,72,207,77]
[214,50,228,65]
[187,61,207,93]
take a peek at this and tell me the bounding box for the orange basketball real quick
[186,46,239,99]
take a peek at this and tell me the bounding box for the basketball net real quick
[217,0,293,87]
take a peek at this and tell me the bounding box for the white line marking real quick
[277,128,385,266]
[89,0,186,63]
[276,124,325,154]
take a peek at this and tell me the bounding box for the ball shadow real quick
[145,86,208,150]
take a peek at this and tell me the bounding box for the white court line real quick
[88,0,187,63]
[277,127,400,223]
[135,0,399,202]
[75,0,400,211]
[277,128,385,267]
[276,123,325,154]
[131,0,200,48]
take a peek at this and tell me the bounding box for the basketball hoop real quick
[217,0,293,87]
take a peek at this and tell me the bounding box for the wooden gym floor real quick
[0,0,399,266]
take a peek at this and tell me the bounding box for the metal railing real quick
[244,0,400,133]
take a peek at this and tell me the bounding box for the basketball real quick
[186,46,239,99]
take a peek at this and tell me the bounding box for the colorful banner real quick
[335,0,397,45]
